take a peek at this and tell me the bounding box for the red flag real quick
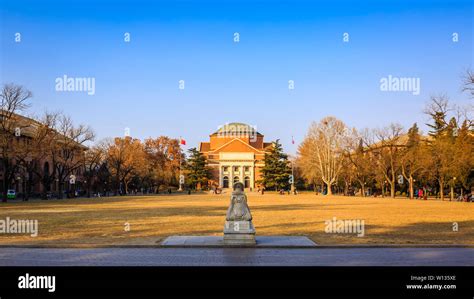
[180,137,186,145]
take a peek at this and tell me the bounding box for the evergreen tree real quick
[260,139,291,191]
[446,117,458,141]
[184,148,211,190]
[406,123,421,148]
[425,98,457,200]
[427,110,447,137]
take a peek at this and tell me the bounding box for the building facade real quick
[199,123,273,189]
[0,111,87,197]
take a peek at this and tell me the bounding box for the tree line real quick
[297,73,474,199]
[1,69,473,200]
[1,83,214,200]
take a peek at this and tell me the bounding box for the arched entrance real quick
[222,176,229,188]
[233,176,240,185]
[244,176,250,188]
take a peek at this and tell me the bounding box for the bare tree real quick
[0,84,32,201]
[299,116,350,196]
[106,137,146,195]
[372,123,404,198]
[452,120,474,199]
[399,123,429,199]
[31,112,60,199]
[424,96,457,200]
[143,136,183,192]
[83,140,107,197]
[344,128,375,197]
[14,114,55,200]
[48,113,95,199]
[462,69,474,98]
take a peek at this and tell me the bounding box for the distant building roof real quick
[211,122,263,137]
[0,110,89,150]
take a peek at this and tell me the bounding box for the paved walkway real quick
[161,236,317,247]
[0,247,473,266]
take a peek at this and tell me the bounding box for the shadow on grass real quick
[1,220,472,246]
[255,220,474,245]
[0,205,228,219]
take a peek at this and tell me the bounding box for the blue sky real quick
[1,0,472,154]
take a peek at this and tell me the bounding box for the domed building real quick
[199,123,273,189]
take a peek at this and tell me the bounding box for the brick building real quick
[199,123,273,189]
[0,111,87,197]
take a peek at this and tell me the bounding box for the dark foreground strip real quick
[0,267,473,298]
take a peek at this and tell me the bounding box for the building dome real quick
[213,123,262,136]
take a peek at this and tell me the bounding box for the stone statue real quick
[223,182,256,245]
[226,182,252,221]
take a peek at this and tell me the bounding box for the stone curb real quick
[0,244,473,249]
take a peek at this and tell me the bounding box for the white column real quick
[240,165,244,185]
[250,166,254,189]
[219,165,223,187]
[230,164,234,189]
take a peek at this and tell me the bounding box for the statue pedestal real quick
[224,220,256,245]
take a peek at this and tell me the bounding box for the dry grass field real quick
[0,192,473,246]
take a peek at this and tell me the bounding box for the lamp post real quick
[412,179,416,199]
[16,175,21,200]
[55,178,59,199]
[84,180,87,198]
[290,159,295,195]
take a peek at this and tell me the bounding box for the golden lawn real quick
[0,193,472,246]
